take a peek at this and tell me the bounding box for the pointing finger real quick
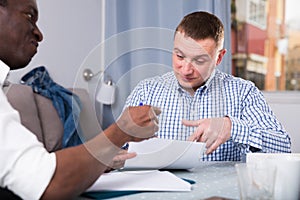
[182,119,202,127]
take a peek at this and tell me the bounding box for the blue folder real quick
[81,178,195,199]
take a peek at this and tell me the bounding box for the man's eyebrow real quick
[193,54,210,60]
[26,4,39,17]
[174,48,210,59]
[173,48,183,53]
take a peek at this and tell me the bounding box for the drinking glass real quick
[235,162,276,200]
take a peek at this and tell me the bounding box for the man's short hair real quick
[175,11,224,48]
[0,0,8,6]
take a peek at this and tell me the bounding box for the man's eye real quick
[194,60,206,65]
[176,54,184,60]
[26,13,36,22]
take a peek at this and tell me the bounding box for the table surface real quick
[78,161,241,200]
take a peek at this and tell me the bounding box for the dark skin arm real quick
[41,106,160,200]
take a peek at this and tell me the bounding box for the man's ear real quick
[216,49,227,66]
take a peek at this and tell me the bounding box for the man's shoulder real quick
[138,71,175,85]
[215,70,255,87]
[212,70,261,97]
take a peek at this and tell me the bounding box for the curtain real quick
[100,0,231,129]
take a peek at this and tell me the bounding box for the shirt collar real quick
[0,60,10,87]
[176,69,217,94]
[202,69,216,89]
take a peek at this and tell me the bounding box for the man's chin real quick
[9,59,32,70]
[179,83,194,92]
[178,80,194,89]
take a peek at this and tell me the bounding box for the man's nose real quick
[33,26,43,42]
[181,58,194,73]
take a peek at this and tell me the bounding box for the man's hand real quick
[183,117,232,154]
[117,105,161,142]
[105,150,136,172]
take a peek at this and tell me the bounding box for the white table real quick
[79,162,241,200]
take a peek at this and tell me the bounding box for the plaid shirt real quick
[125,69,291,161]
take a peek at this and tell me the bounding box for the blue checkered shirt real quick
[125,69,291,161]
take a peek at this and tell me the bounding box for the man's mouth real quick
[181,76,195,82]
[30,40,38,55]
[31,40,39,47]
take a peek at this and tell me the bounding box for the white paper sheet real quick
[86,170,192,192]
[123,138,206,170]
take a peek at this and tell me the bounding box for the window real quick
[231,0,300,91]
[248,0,266,28]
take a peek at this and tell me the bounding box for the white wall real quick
[8,0,102,88]
[263,92,300,153]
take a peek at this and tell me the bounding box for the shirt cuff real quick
[228,116,262,151]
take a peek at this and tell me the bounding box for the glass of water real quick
[235,162,277,200]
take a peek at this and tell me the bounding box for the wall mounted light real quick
[83,68,116,105]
